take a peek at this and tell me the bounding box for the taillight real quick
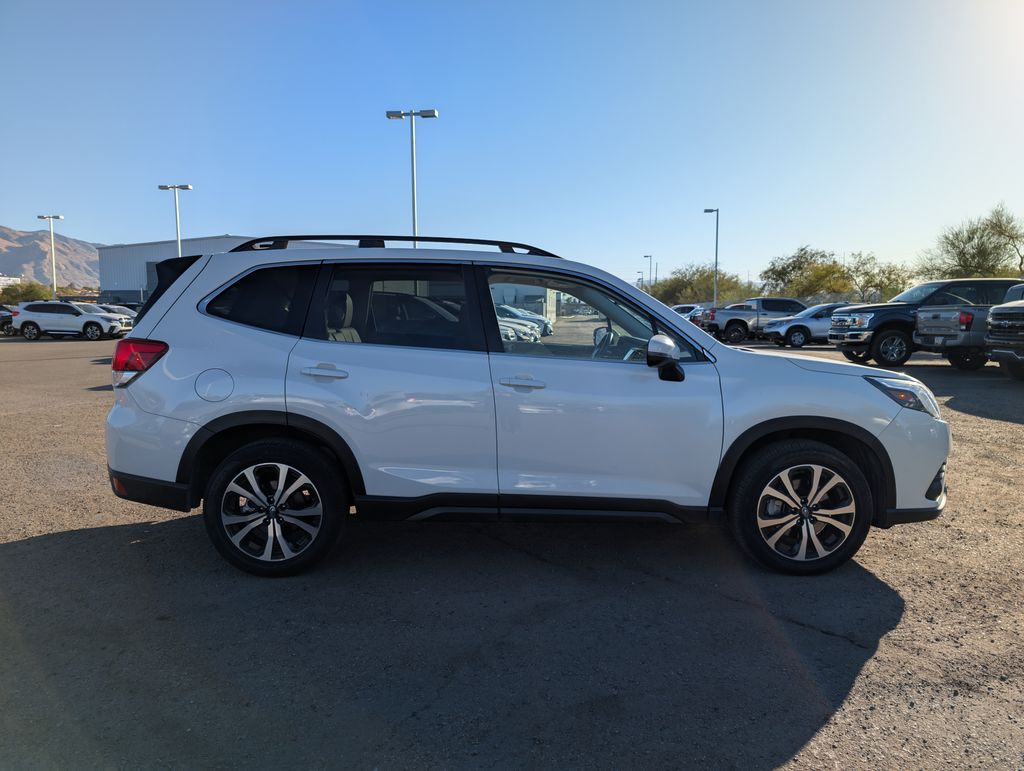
[709,310,716,321]
[112,338,167,387]
[11,310,19,317]
[958,311,974,331]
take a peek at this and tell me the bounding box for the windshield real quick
[889,282,943,304]
[73,303,106,314]
[795,303,831,318]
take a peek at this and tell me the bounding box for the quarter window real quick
[308,264,484,352]
[206,264,319,335]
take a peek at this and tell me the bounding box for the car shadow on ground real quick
[894,363,1024,425]
[0,518,902,768]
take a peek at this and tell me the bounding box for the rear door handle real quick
[499,377,546,390]
[301,366,349,379]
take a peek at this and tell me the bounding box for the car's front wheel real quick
[841,349,872,363]
[203,439,347,576]
[871,329,912,366]
[83,322,103,341]
[727,440,873,575]
[785,326,809,348]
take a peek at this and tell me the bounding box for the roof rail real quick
[228,235,560,258]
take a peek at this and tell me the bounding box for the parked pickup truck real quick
[913,283,1024,370]
[986,291,1024,381]
[701,297,806,343]
[829,278,1022,367]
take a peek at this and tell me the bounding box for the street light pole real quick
[386,109,439,246]
[644,255,653,287]
[37,214,64,296]
[636,270,645,289]
[158,184,193,257]
[704,208,720,306]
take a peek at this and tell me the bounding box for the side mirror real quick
[594,326,611,346]
[646,334,685,381]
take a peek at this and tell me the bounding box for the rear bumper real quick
[108,467,192,512]
[913,332,977,351]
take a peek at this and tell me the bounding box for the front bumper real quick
[828,329,874,345]
[763,330,783,342]
[986,346,1024,363]
[876,408,950,519]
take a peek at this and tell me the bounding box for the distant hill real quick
[0,225,101,287]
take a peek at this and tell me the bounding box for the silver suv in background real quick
[763,303,851,348]
[14,301,133,341]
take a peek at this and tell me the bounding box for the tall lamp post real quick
[386,109,439,245]
[37,214,64,296]
[636,270,645,289]
[703,208,720,306]
[644,254,653,287]
[158,184,193,257]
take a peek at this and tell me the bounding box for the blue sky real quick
[2,0,1022,283]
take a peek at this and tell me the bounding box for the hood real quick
[993,299,1024,311]
[764,315,797,326]
[779,351,905,379]
[832,302,910,314]
[99,314,126,322]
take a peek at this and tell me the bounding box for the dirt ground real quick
[0,336,1020,768]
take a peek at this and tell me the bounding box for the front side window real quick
[486,268,697,363]
[206,264,318,335]
[308,264,484,351]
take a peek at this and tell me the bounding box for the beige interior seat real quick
[327,291,361,343]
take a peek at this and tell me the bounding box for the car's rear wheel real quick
[1000,360,1024,381]
[871,329,912,366]
[947,350,987,371]
[785,326,810,348]
[841,349,872,363]
[83,322,103,341]
[203,439,347,576]
[21,322,40,341]
[724,322,747,344]
[727,440,873,575]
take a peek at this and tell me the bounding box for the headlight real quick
[866,376,940,418]
[850,313,874,328]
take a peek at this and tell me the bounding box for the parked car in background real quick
[682,307,705,323]
[763,303,851,348]
[830,278,1022,367]
[1,304,16,335]
[100,304,138,318]
[914,283,1024,370]
[13,300,133,341]
[495,304,553,336]
[986,289,1024,381]
[671,304,698,316]
[702,297,806,343]
[107,234,949,578]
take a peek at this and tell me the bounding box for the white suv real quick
[15,301,133,341]
[105,235,949,577]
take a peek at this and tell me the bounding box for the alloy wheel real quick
[84,324,102,341]
[220,462,323,562]
[756,464,856,562]
[879,335,907,363]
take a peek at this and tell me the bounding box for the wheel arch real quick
[709,416,896,522]
[177,410,365,508]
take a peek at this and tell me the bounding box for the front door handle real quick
[499,376,546,390]
[301,365,349,379]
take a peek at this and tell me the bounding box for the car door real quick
[286,261,499,506]
[480,265,723,510]
[55,305,82,332]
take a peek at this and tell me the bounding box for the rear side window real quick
[206,264,318,335]
[762,299,791,312]
[25,304,50,313]
[306,264,484,351]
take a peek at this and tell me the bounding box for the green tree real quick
[845,252,914,302]
[985,203,1024,276]
[918,214,1016,279]
[0,281,53,305]
[648,263,748,305]
[759,246,851,297]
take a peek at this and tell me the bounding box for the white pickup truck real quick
[913,282,1024,369]
[700,297,806,344]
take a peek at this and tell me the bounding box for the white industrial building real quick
[98,235,251,303]
[0,274,22,290]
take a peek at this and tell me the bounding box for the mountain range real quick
[0,225,101,287]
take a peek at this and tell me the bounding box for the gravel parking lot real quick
[0,336,1021,768]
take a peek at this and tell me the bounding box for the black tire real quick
[727,439,873,575]
[785,326,810,348]
[870,329,912,367]
[999,360,1024,381]
[841,349,872,363]
[946,350,987,371]
[21,322,40,341]
[724,322,748,344]
[203,439,348,576]
[83,322,103,341]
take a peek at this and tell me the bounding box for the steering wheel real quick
[592,327,618,359]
